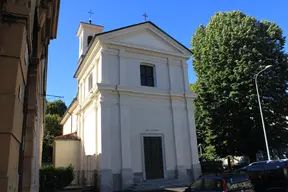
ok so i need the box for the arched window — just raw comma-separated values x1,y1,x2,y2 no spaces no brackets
87,35,93,46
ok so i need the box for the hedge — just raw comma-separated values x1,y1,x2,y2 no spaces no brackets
39,164,74,192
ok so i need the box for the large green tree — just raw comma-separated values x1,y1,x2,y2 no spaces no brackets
191,11,288,161
46,100,67,117
42,100,67,163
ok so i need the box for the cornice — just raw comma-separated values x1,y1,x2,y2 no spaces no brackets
96,83,197,99
102,41,190,60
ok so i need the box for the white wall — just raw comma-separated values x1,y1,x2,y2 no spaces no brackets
128,96,176,172
63,113,78,135
99,47,188,92
98,93,195,175
54,140,80,170
83,104,96,156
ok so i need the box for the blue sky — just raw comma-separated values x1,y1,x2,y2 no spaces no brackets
47,0,288,105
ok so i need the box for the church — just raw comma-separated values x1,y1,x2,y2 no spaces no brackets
54,19,201,191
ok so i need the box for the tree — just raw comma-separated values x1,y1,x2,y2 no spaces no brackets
42,100,67,163
191,11,288,161
190,84,217,161
46,100,67,117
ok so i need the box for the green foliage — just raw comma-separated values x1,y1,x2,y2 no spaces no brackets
42,100,67,163
191,11,288,159
201,145,217,161
39,164,74,192
46,100,67,117
42,114,62,162
190,85,218,161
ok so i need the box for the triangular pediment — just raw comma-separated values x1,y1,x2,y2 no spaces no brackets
97,22,191,57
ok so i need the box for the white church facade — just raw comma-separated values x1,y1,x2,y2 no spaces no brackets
55,21,201,191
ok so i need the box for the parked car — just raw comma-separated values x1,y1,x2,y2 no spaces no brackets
237,159,288,191
265,187,288,192
232,163,249,170
183,173,255,192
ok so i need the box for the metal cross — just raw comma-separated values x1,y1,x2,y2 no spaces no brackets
143,13,148,21
88,9,94,24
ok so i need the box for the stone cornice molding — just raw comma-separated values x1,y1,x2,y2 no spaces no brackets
77,84,197,111
95,83,197,99
97,22,191,57
102,41,189,59
181,60,188,68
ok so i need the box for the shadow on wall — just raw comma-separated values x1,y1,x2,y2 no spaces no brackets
53,138,102,188
73,154,102,187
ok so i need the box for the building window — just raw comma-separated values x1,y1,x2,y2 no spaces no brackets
88,73,93,91
87,36,93,47
140,64,155,87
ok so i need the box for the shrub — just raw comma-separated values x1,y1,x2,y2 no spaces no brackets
39,164,75,192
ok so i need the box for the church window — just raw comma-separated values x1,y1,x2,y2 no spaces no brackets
87,36,93,47
88,73,93,91
140,64,155,87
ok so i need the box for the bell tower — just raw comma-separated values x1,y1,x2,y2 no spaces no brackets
76,21,103,59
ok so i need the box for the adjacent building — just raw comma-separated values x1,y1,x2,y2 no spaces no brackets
0,0,60,191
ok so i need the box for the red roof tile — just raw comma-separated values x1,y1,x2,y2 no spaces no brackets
54,132,80,140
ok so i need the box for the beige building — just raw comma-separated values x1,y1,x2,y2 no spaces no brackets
0,0,60,192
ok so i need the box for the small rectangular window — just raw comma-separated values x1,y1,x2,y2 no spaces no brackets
140,65,155,87
88,73,93,91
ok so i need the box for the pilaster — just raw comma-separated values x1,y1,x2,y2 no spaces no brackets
119,49,128,86
167,57,187,180
94,60,98,85
186,101,201,180
171,100,187,180
92,100,97,171
181,60,190,92
80,112,85,172
119,94,133,189
100,47,110,84
22,62,38,192
97,96,113,192
97,100,112,169
168,58,176,91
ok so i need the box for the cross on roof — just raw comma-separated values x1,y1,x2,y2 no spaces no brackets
143,13,148,21
88,9,94,24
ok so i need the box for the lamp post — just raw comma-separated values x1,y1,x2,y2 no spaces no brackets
254,65,272,161
198,144,203,156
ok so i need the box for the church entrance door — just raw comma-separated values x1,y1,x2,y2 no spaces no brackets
143,136,164,180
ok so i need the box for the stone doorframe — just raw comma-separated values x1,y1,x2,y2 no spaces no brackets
140,133,167,180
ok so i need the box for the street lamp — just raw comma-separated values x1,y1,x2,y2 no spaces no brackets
254,65,273,161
